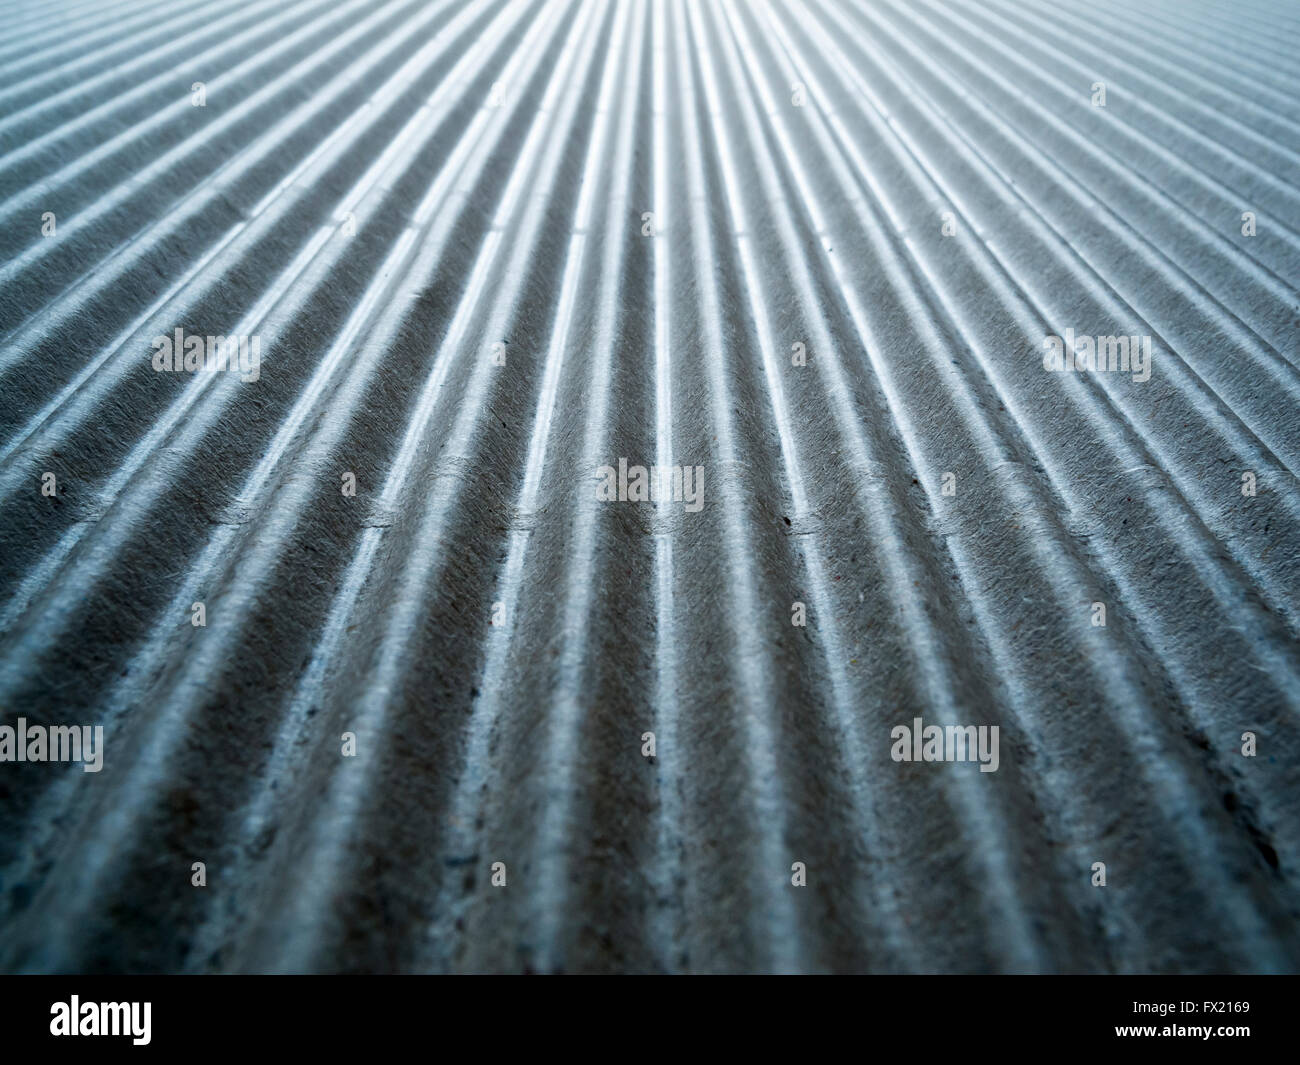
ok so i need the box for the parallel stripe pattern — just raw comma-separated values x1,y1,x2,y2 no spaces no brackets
1,0,1298,973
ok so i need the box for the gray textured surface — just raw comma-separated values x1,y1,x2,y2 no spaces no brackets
1,0,1299,973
